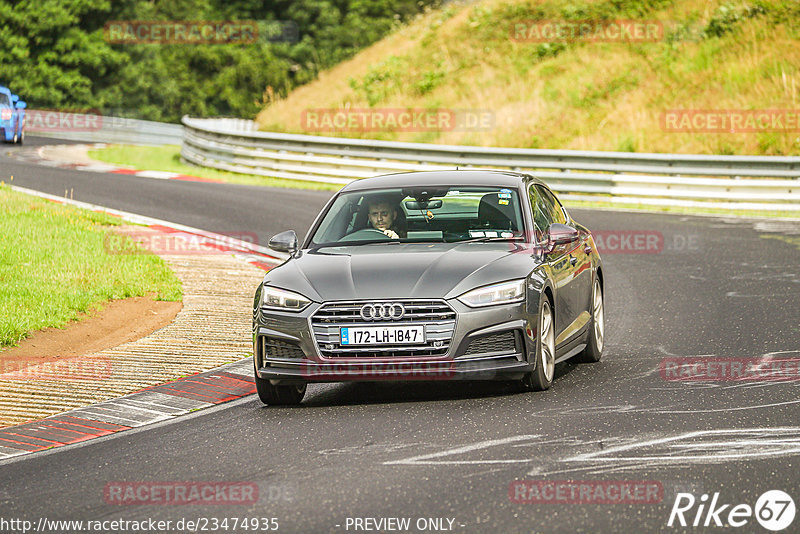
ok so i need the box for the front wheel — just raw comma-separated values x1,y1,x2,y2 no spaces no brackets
255,370,306,405
521,297,555,391
576,278,604,363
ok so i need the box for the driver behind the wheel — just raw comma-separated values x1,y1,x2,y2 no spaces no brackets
367,199,406,239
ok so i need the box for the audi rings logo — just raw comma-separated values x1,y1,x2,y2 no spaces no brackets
360,302,405,321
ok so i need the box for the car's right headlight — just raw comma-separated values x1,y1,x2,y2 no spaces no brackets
261,286,311,311
457,279,526,308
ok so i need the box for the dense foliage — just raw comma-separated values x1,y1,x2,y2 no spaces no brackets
0,0,437,121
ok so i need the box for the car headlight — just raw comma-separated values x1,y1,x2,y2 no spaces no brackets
457,279,526,308
261,286,311,311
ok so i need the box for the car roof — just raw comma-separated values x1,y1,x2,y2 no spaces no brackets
340,169,545,192
0,86,10,95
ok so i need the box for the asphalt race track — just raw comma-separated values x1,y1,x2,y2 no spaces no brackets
2,137,800,533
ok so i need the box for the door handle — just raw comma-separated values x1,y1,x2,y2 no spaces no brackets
584,245,592,255
570,256,577,266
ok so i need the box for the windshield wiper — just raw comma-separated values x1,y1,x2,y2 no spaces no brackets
313,239,402,249
458,236,525,243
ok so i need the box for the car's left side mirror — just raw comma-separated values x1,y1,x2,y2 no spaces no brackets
10,94,18,103
268,230,298,254
548,223,578,247
15,100,26,109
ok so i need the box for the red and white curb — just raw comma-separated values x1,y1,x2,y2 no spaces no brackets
11,144,223,183
0,359,255,460
0,187,288,458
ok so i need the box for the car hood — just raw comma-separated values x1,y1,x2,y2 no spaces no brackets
263,242,541,302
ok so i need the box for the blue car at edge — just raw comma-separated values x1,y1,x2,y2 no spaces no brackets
0,85,26,144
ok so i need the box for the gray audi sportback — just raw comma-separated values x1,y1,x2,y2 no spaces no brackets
253,170,604,405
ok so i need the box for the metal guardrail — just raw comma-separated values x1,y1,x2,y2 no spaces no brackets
181,116,800,210
26,112,183,146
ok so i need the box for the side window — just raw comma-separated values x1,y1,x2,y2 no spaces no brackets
536,186,567,225
528,185,551,242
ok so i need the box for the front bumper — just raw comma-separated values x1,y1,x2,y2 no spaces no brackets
256,356,533,384
253,299,538,384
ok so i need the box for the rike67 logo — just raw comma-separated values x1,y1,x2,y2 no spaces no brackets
668,490,796,531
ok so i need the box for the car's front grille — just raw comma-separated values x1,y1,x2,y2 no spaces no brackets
463,331,517,356
311,300,456,358
261,337,305,360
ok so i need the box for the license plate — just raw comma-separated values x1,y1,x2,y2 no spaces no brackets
340,326,425,345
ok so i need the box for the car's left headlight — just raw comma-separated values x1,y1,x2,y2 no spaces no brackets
457,279,526,308
261,285,311,311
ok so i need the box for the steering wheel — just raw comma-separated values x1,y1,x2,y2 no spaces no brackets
340,228,392,242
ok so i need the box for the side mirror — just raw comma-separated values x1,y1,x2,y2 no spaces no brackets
268,230,298,254
15,101,26,109
548,223,578,246
10,94,18,103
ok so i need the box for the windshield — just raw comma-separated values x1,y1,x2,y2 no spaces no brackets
310,186,524,247
0,93,10,107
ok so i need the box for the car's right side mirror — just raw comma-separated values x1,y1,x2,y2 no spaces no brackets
15,100,26,109
268,230,298,254
548,223,578,247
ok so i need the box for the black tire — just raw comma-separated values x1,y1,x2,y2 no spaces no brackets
521,297,555,391
17,131,23,145
254,370,306,405
575,277,604,363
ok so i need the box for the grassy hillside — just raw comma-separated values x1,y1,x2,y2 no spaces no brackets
256,0,800,155
0,186,181,347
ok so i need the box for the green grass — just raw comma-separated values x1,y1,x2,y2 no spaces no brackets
88,145,341,191
0,185,182,348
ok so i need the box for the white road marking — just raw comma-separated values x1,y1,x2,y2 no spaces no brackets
654,399,800,414
384,435,539,465
134,170,180,179
566,428,800,463
75,163,124,173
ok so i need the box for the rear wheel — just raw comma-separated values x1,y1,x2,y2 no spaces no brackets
521,297,555,391
254,368,306,405
576,277,604,363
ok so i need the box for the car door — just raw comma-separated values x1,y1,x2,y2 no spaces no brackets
529,184,573,345
534,185,591,348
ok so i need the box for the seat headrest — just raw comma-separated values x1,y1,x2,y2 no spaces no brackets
478,193,518,230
